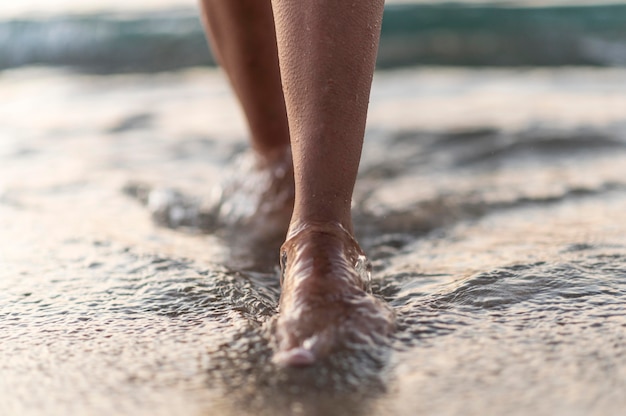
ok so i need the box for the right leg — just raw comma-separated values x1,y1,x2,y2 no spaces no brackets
270,0,395,366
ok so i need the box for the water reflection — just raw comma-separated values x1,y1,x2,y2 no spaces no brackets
2,67,626,415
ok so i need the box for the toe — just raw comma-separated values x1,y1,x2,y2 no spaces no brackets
273,347,316,367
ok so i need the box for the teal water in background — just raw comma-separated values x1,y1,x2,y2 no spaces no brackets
1,2,626,72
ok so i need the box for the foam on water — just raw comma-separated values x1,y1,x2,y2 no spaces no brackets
2,68,626,416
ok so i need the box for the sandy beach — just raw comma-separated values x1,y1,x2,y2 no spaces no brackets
1,65,625,415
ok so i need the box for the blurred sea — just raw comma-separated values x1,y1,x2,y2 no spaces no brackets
1,1,625,416
2,0,626,72
0,0,619,19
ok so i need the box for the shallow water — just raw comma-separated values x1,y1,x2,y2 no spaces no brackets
1,67,626,415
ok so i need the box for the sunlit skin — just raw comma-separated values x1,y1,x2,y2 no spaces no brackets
199,0,394,366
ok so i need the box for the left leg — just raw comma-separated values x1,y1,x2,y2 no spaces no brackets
199,0,294,237
199,0,289,159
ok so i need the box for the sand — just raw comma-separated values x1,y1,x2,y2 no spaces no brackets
1,67,625,415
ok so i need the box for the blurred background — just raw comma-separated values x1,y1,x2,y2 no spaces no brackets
2,0,626,72
3,3,626,416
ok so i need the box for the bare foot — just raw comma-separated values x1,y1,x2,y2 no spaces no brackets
206,147,294,241
273,222,395,366
128,146,294,242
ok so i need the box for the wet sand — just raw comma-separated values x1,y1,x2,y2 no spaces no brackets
1,67,626,415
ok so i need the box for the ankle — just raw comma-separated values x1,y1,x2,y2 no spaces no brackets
285,220,350,241
280,220,370,292
252,144,292,168
287,214,354,239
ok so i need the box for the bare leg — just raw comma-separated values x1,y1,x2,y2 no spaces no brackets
271,0,394,366
200,0,394,365
199,0,294,238
271,0,382,230
199,0,289,159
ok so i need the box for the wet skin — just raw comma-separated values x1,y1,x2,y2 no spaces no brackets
214,158,395,366
200,0,388,365
213,155,395,366
211,147,295,241
274,222,395,366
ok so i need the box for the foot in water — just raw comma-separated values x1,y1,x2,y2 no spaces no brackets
207,147,295,242
273,222,395,367
129,147,295,243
